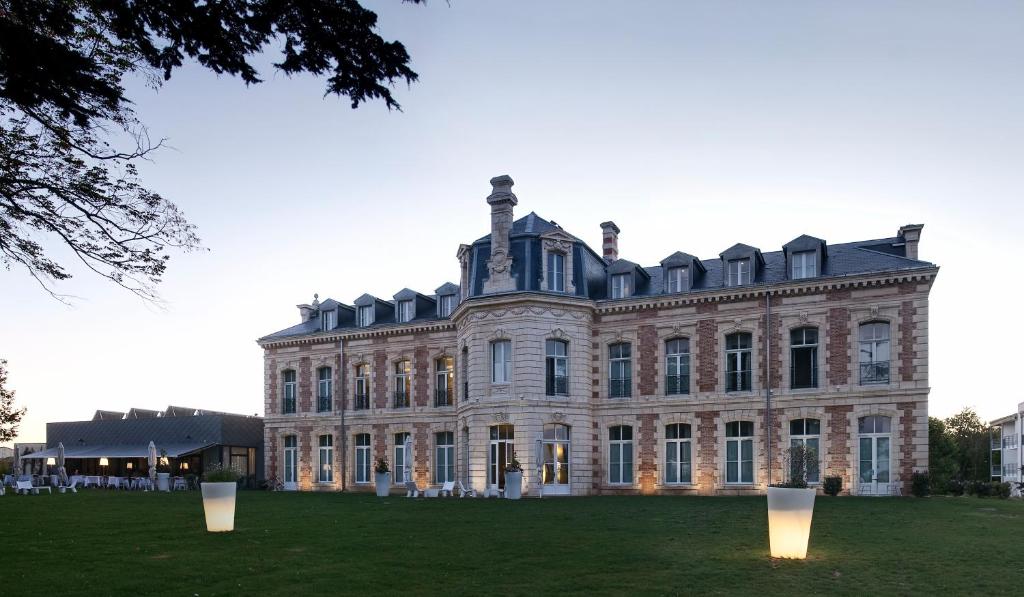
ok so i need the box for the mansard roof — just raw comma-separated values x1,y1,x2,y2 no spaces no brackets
435,282,459,295
393,288,432,302
783,234,827,256
660,251,705,272
474,212,577,243
719,243,765,263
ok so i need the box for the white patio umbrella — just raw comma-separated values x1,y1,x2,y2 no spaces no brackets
57,442,68,486
148,441,158,491
535,438,544,498
403,436,413,487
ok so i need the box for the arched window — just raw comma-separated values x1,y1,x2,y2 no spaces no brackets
354,364,369,410
317,435,333,483
725,421,754,484
546,340,569,396
434,431,455,484
665,338,690,395
393,360,411,408
725,333,752,392
790,328,818,389
858,416,892,491
435,357,454,407
859,322,890,384
665,423,692,484
609,425,633,484
317,367,332,412
789,418,821,483
354,433,371,484
394,432,410,484
609,343,632,398
282,370,296,414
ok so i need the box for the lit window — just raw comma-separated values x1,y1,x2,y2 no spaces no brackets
354,364,369,410
727,258,751,286
790,327,818,389
321,310,336,331
358,305,373,327
354,434,371,484
545,339,568,396
725,421,754,484
317,367,332,412
725,332,752,392
665,423,692,484
667,266,689,293
609,343,632,398
397,300,413,323
318,435,333,483
665,338,690,395
789,419,821,484
434,431,455,484
394,432,409,484
435,357,454,407
282,370,296,414
611,273,629,299
491,340,512,383
791,251,816,279
394,361,411,408
609,425,634,485
547,252,566,292
859,322,890,384
439,294,456,317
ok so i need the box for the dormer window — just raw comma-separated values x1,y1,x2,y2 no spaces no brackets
611,273,629,299
791,251,816,279
666,267,689,293
357,305,373,327
396,300,413,323
727,259,751,287
547,251,565,292
320,310,335,332
439,294,456,317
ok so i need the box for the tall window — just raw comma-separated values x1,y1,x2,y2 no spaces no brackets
789,419,821,483
665,338,690,395
321,310,335,331
791,251,816,279
434,431,455,484
609,342,632,398
858,416,892,485
317,367,332,412
725,421,754,484
547,252,566,292
491,340,512,383
439,294,456,317
546,340,568,396
396,300,413,323
435,357,454,407
609,425,634,484
354,434,371,484
357,305,373,327
667,266,689,293
394,360,411,408
611,273,629,299
790,327,818,389
394,432,409,484
354,364,369,410
725,332,752,392
318,435,333,483
727,258,751,286
665,423,692,484
859,322,890,384
283,435,297,486
282,370,296,414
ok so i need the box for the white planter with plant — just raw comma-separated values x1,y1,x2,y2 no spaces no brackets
504,457,523,500
767,445,818,559
201,464,240,533
374,458,391,497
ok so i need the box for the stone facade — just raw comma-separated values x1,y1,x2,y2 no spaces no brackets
258,176,936,496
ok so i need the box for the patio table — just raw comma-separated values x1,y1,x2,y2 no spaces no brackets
83,476,101,488
106,476,122,489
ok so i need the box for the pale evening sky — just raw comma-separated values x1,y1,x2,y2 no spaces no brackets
3,1,1022,445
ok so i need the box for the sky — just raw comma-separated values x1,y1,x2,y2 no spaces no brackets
3,1,1022,445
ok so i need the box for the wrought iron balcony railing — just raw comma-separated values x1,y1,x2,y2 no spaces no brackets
665,374,690,396
435,387,453,407
354,393,370,411
609,378,631,398
546,376,568,396
1002,435,1019,450
859,361,890,385
282,397,296,414
317,395,331,413
393,392,410,409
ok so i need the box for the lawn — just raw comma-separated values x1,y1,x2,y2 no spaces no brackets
2,490,1020,596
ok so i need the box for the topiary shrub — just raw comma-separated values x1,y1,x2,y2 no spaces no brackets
823,475,842,496
910,472,930,497
946,479,964,496
992,482,1012,499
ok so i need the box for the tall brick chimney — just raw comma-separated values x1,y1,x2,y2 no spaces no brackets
899,224,924,260
601,221,620,262
483,175,517,293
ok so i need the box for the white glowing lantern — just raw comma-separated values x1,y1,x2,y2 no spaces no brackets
46,458,56,466
99,457,109,467
200,482,237,532
767,487,816,559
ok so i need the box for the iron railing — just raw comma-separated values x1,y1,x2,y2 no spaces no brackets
393,391,410,409
1002,435,1018,450
726,370,752,392
859,361,890,384
609,378,631,398
282,396,296,414
665,374,690,396
546,375,568,396
354,393,370,411
435,387,453,407
1003,464,1020,478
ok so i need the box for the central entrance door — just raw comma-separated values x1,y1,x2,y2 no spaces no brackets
488,425,514,492
541,424,571,496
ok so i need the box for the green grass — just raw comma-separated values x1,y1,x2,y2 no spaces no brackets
2,490,1020,596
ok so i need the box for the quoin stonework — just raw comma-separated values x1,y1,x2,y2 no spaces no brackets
257,176,936,496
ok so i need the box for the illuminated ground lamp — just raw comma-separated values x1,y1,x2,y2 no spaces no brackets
200,482,237,532
126,461,133,471
766,486,816,559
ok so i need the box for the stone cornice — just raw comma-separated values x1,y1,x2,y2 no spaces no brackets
258,319,457,350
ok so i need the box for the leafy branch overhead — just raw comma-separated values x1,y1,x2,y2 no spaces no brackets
0,359,26,443
1,1,422,300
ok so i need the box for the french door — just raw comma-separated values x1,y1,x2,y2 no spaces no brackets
541,424,571,495
859,436,891,495
283,436,297,491
488,425,514,491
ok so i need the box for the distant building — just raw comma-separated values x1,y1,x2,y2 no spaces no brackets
0,446,13,460
259,175,936,496
991,403,1023,494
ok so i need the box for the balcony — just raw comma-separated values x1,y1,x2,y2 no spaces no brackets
546,375,568,397
1004,464,1021,478
354,393,370,411
435,387,453,407
317,395,331,413
393,392,410,409
609,378,631,398
1003,435,1018,450
665,374,690,396
282,397,296,415
859,361,890,385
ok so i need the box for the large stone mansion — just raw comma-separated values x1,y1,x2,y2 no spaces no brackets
257,176,936,496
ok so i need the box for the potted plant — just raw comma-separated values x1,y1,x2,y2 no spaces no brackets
374,458,391,497
504,455,523,500
767,444,818,559
156,450,171,492
201,463,240,532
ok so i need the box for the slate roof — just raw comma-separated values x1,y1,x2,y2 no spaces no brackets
42,414,264,451
474,212,575,242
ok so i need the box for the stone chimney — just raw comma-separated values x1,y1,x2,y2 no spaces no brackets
297,293,319,323
899,224,924,260
483,175,518,293
600,221,620,262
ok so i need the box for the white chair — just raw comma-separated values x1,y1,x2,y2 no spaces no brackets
457,480,477,498
172,478,186,491
439,480,455,497
59,479,79,494
16,480,50,495
404,480,421,498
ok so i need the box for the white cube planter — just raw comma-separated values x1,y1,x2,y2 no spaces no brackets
504,472,523,499
201,482,237,533
767,487,816,559
157,472,170,492
375,472,391,497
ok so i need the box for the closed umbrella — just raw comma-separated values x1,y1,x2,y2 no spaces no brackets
148,441,158,491
535,438,544,498
57,442,68,486
404,436,413,488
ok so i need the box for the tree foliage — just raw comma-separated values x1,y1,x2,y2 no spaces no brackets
1,1,421,300
0,359,26,443
943,408,991,483
928,416,959,491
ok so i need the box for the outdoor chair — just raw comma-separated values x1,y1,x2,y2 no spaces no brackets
0,484,4,496
172,478,187,491
16,480,50,495
59,479,79,494
457,480,477,498
404,480,421,498
440,480,455,497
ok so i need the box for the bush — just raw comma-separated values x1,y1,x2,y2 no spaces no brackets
992,482,1012,499
910,472,931,497
946,479,964,496
203,463,241,483
374,457,390,474
823,476,842,496
967,480,991,497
